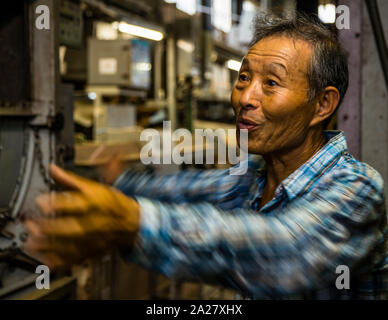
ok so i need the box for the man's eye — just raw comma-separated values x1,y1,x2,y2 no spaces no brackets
266,80,278,87
239,74,249,82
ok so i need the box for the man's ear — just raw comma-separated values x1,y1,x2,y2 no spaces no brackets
309,86,340,127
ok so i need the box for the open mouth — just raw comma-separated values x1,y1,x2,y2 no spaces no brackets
237,117,263,131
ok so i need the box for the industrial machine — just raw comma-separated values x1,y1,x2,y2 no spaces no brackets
0,0,147,300
0,0,76,299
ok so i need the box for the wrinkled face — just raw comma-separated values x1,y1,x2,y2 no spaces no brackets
232,36,316,155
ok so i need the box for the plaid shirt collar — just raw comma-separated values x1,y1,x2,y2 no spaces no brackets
254,130,348,204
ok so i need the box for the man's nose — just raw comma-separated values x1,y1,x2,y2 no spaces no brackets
239,81,262,109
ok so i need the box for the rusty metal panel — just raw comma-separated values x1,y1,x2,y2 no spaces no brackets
361,0,388,182
337,0,362,160
29,0,60,125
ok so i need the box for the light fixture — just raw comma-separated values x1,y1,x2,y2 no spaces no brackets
226,59,241,72
176,0,196,15
164,0,196,15
118,22,164,41
88,92,97,100
96,22,118,40
134,62,152,71
243,0,255,12
212,0,232,33
318,4,336,24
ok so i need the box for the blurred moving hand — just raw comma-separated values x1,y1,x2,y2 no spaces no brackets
24,164,140,269
98,151,127,185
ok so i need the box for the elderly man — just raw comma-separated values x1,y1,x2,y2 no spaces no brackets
25,14,388,299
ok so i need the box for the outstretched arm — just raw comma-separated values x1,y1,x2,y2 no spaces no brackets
121,164,386,298
25,163,386,298
114,155,262,207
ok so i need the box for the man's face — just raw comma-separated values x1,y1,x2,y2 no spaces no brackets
231,36,316,155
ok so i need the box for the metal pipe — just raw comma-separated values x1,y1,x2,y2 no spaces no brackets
365,0,388,89
167,37,177,130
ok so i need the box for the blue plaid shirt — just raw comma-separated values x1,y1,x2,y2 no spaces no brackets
115,130,388,299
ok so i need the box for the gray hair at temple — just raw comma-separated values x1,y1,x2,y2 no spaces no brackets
250,13,349,124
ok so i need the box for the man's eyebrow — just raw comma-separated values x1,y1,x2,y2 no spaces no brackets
241,58,249,68
267,62,288,75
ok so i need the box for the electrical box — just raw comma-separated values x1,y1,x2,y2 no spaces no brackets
88,39,152,89
88,39,132,86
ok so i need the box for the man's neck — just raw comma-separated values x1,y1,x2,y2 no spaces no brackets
262,129,326,191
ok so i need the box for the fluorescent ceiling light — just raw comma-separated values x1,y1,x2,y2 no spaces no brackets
118,22,164,41
177,39,194,53
164,0,176,3
318,4,336,24
226,59,241,72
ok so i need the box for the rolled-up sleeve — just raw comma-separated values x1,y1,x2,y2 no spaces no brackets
120,164,386,298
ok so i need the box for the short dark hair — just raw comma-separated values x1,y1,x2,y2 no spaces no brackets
250,13,349,122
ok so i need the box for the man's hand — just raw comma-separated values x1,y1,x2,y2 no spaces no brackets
98,151,127,185
24,164,140,269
